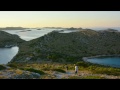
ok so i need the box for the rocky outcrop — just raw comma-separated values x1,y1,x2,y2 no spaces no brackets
0,69,40,79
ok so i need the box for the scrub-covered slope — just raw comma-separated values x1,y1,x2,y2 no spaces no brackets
11,29,120,63
0,31,25,47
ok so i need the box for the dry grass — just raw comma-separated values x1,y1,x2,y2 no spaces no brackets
0,76,7,79
15,69,23,75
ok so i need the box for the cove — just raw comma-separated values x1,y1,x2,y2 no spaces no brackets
0,46,19,64
83,56,120,68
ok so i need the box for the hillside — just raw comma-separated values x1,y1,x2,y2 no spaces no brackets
0,31,25,47
11,29,120,63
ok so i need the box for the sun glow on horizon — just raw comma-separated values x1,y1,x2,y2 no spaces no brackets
0,11,120,28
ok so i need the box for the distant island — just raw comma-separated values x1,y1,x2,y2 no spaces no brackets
99,28,118,32
37,29,41,30
0,27,27,30
43,27,63,29
66,27,82,30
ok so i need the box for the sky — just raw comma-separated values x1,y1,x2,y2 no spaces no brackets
0,11,120,28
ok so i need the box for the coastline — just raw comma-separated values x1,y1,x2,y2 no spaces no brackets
82,54,120,62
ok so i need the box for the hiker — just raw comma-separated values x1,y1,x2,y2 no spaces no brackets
66,65,68,71
75,64,78,74
65,64,68,71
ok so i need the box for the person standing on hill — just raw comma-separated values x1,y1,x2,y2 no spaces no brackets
65,64,68,71
66,65,68,71
75,65,78,74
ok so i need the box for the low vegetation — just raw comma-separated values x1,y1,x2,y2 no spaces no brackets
76,61,120,76
68,76,105,79
23,68,45,75
51,69,66,73
11,29,120,63
0,65,6,70
7,61,120,79
0,31,25,47
7,63,18,68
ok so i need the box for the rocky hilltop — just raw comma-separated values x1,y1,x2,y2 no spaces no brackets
11,29,120,63
0,31,25,47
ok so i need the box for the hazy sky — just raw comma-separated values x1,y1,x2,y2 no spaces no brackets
0,11,120,28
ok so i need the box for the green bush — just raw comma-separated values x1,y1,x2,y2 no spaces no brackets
42,67,51,71
25,68,45,75
52,69,66,73
76,61,90,68
0,65,6,70
7,63,17,68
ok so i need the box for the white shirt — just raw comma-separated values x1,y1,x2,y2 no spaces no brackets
75,66,78,71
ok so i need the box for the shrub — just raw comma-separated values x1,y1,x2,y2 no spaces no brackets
42,67,51,71
25,68,45,75
0,65,6,70
76,61,90,68
52,69,66,73
7,63,17,68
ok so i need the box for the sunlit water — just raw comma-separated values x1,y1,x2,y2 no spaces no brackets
85,56,120,68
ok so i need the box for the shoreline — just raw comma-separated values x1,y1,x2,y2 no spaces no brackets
82,54,120,62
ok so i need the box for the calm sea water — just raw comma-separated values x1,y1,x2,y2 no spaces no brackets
86,56,120,68
2,28,62,41
0,46,19,64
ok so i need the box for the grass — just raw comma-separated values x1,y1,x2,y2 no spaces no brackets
40,74,56,79
15,69,23,75
7,61,120,79
0,76,7,79
81,76,106,79
68,76,105,79
91,67,120,76
75,61,120,76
